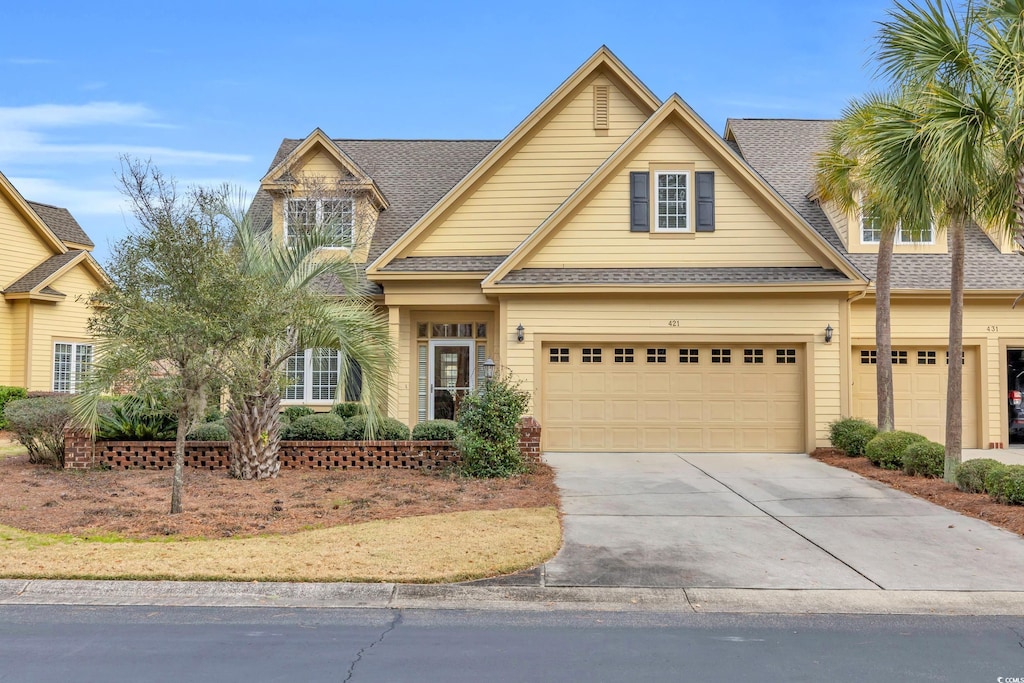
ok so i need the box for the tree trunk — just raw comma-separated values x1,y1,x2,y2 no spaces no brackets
944,219,966,482
170,413,188,514
876,229,896,432
227,391,282,480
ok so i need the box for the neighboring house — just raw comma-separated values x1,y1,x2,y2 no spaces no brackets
251,47,1024,453
0,171,106,393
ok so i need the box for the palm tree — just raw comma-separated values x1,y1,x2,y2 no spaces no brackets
875,0,1005,480
221,199,395,480
816,93,934,433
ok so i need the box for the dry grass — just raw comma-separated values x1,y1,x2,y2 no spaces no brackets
0,506,561,583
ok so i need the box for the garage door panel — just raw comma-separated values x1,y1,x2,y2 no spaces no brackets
543,343,805,453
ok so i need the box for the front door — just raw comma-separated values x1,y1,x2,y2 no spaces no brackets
429,340,475,420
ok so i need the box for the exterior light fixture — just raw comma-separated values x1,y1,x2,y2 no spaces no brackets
482,358,496,381
824,324,834,344
516,323,525,343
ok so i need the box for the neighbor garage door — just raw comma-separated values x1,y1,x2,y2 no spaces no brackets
852,346,978,447
542,343,805,452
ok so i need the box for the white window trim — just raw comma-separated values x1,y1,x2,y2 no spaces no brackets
654,170,691,233
52,341,93,394
860,204,935,245
281,348,343,405
283,197,355,250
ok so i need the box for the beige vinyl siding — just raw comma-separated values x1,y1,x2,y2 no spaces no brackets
0,301,29,387
523,121,819,268
404,73,650,257
27,264,100,391
0,191,56,287
821,200,849,251
502,293,842,449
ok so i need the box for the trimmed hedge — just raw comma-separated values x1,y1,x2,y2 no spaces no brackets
3,395,72,466
281,413,347,440
828,417,878,457
281,406,314,424
985,463,1012,497
342,415,411,441
988,464,1024,505
901,440,944,478
187,421,229,441
864,430,927,470
0,386,28,431
955,458,1005,494
331,402,365,419
412,419,458,441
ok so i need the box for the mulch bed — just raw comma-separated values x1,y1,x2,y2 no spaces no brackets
0,445,559,540
811,450,1024,537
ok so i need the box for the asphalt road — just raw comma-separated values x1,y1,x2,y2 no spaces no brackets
1,606,1023,682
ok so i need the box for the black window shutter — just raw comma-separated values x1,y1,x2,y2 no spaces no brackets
695,171,715,232
630,171,649,232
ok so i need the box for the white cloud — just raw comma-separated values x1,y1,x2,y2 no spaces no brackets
9,177,128,216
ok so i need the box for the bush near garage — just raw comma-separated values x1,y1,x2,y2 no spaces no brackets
987,464,1024,505
901,440,944,478
456,372,530,478
3,395,73,466
412,419,458,441
985,463,1012,498
954,458,1006,494
864,430,928,470
828,417,878,457
0,386,28,431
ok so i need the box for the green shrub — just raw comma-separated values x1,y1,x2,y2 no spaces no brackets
456,372,530,478
281,413,347,441
342,415,411,440
955,458,1006,494
204,407,224,423
3,395,72,466
985,463,1011,496
0,386,28,431
331,402,365,419
988,464,1024,505
96,395,177,441
828,417,878,456
901,440,944,478
412,419,458,441
282,405,314,423
187,421,229,441
864,430,927,470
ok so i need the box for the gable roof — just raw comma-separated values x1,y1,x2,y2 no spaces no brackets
0,170,68,254
726,118,1024,291
26,201,94,248
484,96,864,289
366,46,663,276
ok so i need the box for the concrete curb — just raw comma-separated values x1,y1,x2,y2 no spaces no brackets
2,579,1024,615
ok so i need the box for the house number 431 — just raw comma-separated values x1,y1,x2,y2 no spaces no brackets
987,325,999,332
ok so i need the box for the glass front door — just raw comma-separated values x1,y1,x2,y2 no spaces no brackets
429,340,475,420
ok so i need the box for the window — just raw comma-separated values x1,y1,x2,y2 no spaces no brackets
861,350,877,365
283,348,361,403
646,348,667,363
614,348,634,363
679,348,699,363
52,342,93,393
776,348,797,364
284,197,354,248
892,350,908,365
655,172,690,232
582,348,602,363
744,349,764,364
898,223,934,245
861,205,883,244
549,348,570,363
860,203,934,245
711,348,731,364
918,350,937,365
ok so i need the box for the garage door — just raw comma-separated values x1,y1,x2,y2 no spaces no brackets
542,343,805,452
852,346,978,447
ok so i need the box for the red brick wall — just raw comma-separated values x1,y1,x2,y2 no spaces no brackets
518,416,542,464
64,430,95,470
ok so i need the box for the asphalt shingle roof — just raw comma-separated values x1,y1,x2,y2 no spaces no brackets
497,267,851,286
4,250,82,293
382,255,507,272
27,201,94,248
727,118,1024,290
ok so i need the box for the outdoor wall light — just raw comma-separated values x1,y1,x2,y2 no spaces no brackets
482,358,496,381
824,324,834,344
516,323,525,343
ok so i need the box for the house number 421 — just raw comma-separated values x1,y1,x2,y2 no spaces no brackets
668,320,680,327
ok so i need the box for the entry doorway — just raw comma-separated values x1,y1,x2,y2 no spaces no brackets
428,340,475,420
1009,349,1024,446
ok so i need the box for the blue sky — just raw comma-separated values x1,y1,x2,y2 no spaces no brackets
3,0,894,263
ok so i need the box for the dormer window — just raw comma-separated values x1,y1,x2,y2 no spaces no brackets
284,197,354,248
860,205,934,245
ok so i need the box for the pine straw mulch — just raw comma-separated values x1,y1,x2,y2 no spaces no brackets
811,450,1024,537
0,442,559,541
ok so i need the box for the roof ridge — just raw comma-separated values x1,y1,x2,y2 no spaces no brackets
25,199,69,211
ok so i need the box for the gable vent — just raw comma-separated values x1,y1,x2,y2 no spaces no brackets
593,84,609,131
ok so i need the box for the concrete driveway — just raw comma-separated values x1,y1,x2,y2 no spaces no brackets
544,452,1024,590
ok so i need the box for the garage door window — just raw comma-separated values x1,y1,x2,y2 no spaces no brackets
582,348,602,363
711,349,731,364
776,348,797,364
861,350,877,364
744,349,764,364
918,350,936,365
679,348,699,363
549,348,570,363
892,350,908,365
646,348,667,363
614,348,635,363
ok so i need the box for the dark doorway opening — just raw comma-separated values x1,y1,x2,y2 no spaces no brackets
1008,349,1024,446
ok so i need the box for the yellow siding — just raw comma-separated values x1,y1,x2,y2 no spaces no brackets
0,191,55,287
0,301,29,387
821,200,849,250
523,121,819,268
295,148,354,183
27,264,100,391
501,294,843,449
405,73,650,257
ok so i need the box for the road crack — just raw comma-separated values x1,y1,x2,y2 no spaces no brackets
343,610,403,682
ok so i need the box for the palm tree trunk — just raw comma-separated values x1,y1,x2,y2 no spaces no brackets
227,391,282,480
944,219,966,482
170,412,188,514
876,230,896,432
